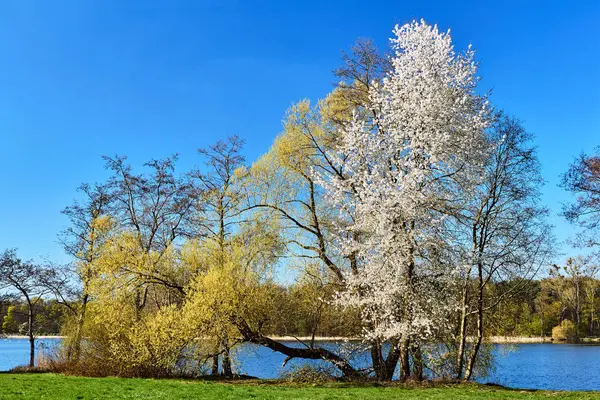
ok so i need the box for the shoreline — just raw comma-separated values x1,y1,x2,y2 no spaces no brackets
1,335,66,340
267,336,592,344
3,335,598,344
486,336,551,344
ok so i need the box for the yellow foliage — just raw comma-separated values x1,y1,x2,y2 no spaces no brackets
183,237,281,342
72,299,192,377
321,87,355,125
63,208,283,377
552,320,576,342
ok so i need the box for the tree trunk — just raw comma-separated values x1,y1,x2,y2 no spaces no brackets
399,228,415,381
541,310,545,337
27,300,35,368
590,289,596,336
575,278,581,338
222,352,232,377
380,341,400,381
235,318,359,379
211,355,219,376
29,333,35,368
456,266,472,379
221,336,233,377
70,293,89,362
465,262,484,380
399,339,411,380
370,341,384,380
371,340,401,381
411,344,424,381
210,338,220,376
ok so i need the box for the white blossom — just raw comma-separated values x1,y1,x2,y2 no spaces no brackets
317,20,491,343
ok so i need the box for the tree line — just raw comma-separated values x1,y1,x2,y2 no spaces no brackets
1,19,599,382
5,265,600,339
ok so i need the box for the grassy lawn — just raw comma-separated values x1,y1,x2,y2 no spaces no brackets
0,374,599,400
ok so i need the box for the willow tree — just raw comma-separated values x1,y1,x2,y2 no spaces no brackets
57,156,198,375
243,94,366,379
182,220,283,374
246,37,387,285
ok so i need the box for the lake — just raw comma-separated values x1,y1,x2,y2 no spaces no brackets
1,338,598,391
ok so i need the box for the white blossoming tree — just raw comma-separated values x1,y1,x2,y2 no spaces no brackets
319,20,491,380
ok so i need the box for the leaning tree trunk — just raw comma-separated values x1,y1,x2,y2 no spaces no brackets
381,341,401,381
235,317,359,379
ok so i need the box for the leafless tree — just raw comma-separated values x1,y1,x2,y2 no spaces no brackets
102,155,195,304
561,147,600,259
189,135,246,377
455,116,554,379
0,250,57,368
59,183,111,360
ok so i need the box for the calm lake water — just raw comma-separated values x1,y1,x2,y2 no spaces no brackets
1,338,599,391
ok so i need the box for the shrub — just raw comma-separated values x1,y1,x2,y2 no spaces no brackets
280,364,338,383
47,303,200,378
552,319,577,341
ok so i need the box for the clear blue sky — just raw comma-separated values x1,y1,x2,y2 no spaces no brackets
0,1,598,266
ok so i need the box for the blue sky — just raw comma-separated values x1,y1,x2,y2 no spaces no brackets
0,1,598,267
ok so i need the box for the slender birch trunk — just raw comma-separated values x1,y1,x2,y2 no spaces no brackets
465,261,484,380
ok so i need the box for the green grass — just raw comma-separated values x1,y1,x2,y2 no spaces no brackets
0,374,599,399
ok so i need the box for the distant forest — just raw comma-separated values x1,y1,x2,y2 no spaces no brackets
2,261,597,340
